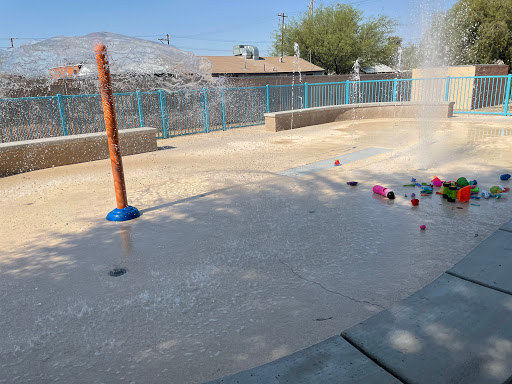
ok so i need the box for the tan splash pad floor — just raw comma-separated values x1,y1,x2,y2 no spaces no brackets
1,116,511,383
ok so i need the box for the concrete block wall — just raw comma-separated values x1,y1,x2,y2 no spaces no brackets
0,127,158,177
264,102,455,132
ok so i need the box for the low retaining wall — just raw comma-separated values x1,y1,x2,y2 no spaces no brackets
0,127,158,177
264,102,455,132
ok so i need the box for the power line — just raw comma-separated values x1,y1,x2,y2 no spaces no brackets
172,36,271,43
0,37,48,40
176,15,275,39
158,34,170,45
174,46,233,53
347,0,382,5
0,35,271,44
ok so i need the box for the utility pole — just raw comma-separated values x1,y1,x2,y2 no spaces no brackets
277,13,287,58
310,0,314,17
158,34,170,45
9,38,14,48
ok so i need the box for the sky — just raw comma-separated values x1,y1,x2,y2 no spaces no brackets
0,0,457,56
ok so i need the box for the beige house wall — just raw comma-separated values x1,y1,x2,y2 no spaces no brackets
411,66,476,104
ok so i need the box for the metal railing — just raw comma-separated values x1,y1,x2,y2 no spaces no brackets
1,75,512,143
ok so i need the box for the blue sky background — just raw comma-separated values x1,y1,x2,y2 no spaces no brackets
1,0,457,56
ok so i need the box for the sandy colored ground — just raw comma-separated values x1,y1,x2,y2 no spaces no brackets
1,115,511,383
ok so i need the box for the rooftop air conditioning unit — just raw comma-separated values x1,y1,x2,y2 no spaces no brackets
233,45,259,60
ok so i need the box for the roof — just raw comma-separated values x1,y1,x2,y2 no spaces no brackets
361,64,395,74
199,56,324,75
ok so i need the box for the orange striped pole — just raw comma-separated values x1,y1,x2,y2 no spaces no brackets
95,44,140,221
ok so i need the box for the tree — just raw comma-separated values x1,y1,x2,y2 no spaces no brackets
423,0,512,67
270,3,398,74
400,44,420,71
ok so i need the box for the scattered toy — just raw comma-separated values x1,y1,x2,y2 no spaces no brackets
447,185,458,203
471,203,480,206
346,181,358,186
456,207,464,209
490,186,503,194
405,194,408,198
373,185,395,199
420,225,426,230
457,185,471,203
334,159,341,166
432,176,443,187
482,191,491,199
504,188,510,193
411,177,417,182
411,193,416,198
415,182,423,188
441,182,451,199
457,177,470,187
500,174,511,181
403,184,416,187
411,198,419,206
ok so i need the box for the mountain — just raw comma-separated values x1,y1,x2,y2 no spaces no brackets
0,32,209,79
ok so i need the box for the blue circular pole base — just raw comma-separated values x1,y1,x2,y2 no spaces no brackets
106,206,141,222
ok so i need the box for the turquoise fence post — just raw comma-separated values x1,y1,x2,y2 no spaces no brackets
304,82,309,108
136,90,145,127
444,76,451,102
56,94,68,136
221,88,227,130
202,87,209,133
503,74,512,116
265,84,270,113
158,89,168,138
392,78,397,102
345,80,350,104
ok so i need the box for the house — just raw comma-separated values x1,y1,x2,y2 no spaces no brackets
48,64,84,79
200,45,325,77
361,64,396,74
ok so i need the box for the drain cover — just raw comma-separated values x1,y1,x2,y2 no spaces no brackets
109,268,127,277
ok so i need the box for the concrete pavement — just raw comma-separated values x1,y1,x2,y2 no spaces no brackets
210,219,512,384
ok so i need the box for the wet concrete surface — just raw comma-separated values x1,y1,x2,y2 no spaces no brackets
343,273,512,383
1,117,511,383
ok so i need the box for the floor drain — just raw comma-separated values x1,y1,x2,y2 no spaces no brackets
109,268,127,277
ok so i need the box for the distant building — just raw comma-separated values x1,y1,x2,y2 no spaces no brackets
361,64,396,74
200,45,325,77
48,64,83,79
